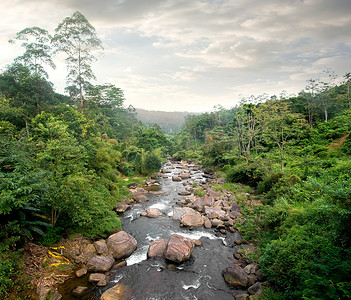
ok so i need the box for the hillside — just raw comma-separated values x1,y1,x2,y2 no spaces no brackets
135,108,197,133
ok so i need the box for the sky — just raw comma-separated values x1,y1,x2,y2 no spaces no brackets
1,0,350,112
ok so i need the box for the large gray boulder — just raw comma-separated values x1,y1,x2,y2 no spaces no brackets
86,255,114,272
106,231,137,260
222,264,249,288
147,239,168,259
164,234,194,263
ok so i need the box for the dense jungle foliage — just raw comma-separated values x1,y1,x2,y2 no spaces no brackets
0,12,170,297
0,10,350,299
172,79,351,299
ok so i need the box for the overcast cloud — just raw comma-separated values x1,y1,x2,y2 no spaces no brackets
1,0,350,111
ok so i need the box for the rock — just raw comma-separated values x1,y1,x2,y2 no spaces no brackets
37,286,51,300
204,219,212,228
143,208,163,218
94,240,108,255
113,260,127,269
86,255,115,272
115,202,131,213
207,189,221,199
244,263,259,275
172,207,196,220
100,283,133,300
180,173,191,179
222,264,249,288
134,194,148,202
193,239,202,246
235,239,243,245
248,274,257,286
235,294,249,300
181,211,204,227
172,176,182,181
72,286,88,297
193,195,214,210
164,234,194,263
205,207,226,219
83,243,96,254
89,273,106,282
203,168,215,175
107,231,137,260
51,292,62,300
178,190,192,196
97,279,107,286
75,267,87,278
147,239,168,258
211,218,225,227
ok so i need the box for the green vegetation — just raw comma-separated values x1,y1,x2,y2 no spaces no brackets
173,79,351,299
0,11,171,296
1,10,350,300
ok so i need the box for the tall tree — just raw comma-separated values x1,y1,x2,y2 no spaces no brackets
52,11,103,112
9,27,55,79
305,78,319,129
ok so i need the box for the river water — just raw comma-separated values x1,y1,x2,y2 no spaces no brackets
60,162,241,299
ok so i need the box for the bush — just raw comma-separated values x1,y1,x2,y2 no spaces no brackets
142,151,161,175
260,225,351,299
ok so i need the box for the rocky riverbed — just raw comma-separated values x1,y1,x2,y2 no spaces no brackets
52,160,267,299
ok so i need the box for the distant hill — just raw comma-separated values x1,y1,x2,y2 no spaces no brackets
135,108,197,133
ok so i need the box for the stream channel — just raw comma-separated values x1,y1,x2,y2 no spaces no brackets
59,161,242,299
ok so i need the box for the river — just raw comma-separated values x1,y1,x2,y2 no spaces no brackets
60,161,242,299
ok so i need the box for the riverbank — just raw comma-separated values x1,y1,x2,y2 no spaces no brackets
23,160,267,299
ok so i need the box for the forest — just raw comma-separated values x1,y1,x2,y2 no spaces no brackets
0,11,350,299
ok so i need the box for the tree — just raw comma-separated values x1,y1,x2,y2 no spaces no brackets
85,83,125,109
9,27,55,79
344,72,351,109
234,103,260,163
305,78,319,129
52,11,103,111
260,99,307,173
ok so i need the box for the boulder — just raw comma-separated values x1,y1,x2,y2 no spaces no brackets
193,196,214,210
89,273,106,283
134,194,148,202
100,283,133,300
86,255,114,272
72,286,88,297
222,264,249,288
115,202,131,213
180,211,204,227
83,243,96,254
207,189,221,199
248,282,262,295
143,208,163,218
147,239,168,258
172,207,196,220
205,207,226,219
172,176,182,181
178,190,192,196
107,231,137,260
211,218,225,227
75,267,87,278
180,173,191,179
164,234,194,263
94,240,108,255
204,219,212,229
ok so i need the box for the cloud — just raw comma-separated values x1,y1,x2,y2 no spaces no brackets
0,0,350,111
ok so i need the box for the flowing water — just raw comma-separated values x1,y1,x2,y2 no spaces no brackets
60,162,242,299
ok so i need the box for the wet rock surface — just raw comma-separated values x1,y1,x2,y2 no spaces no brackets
59,160,265,299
